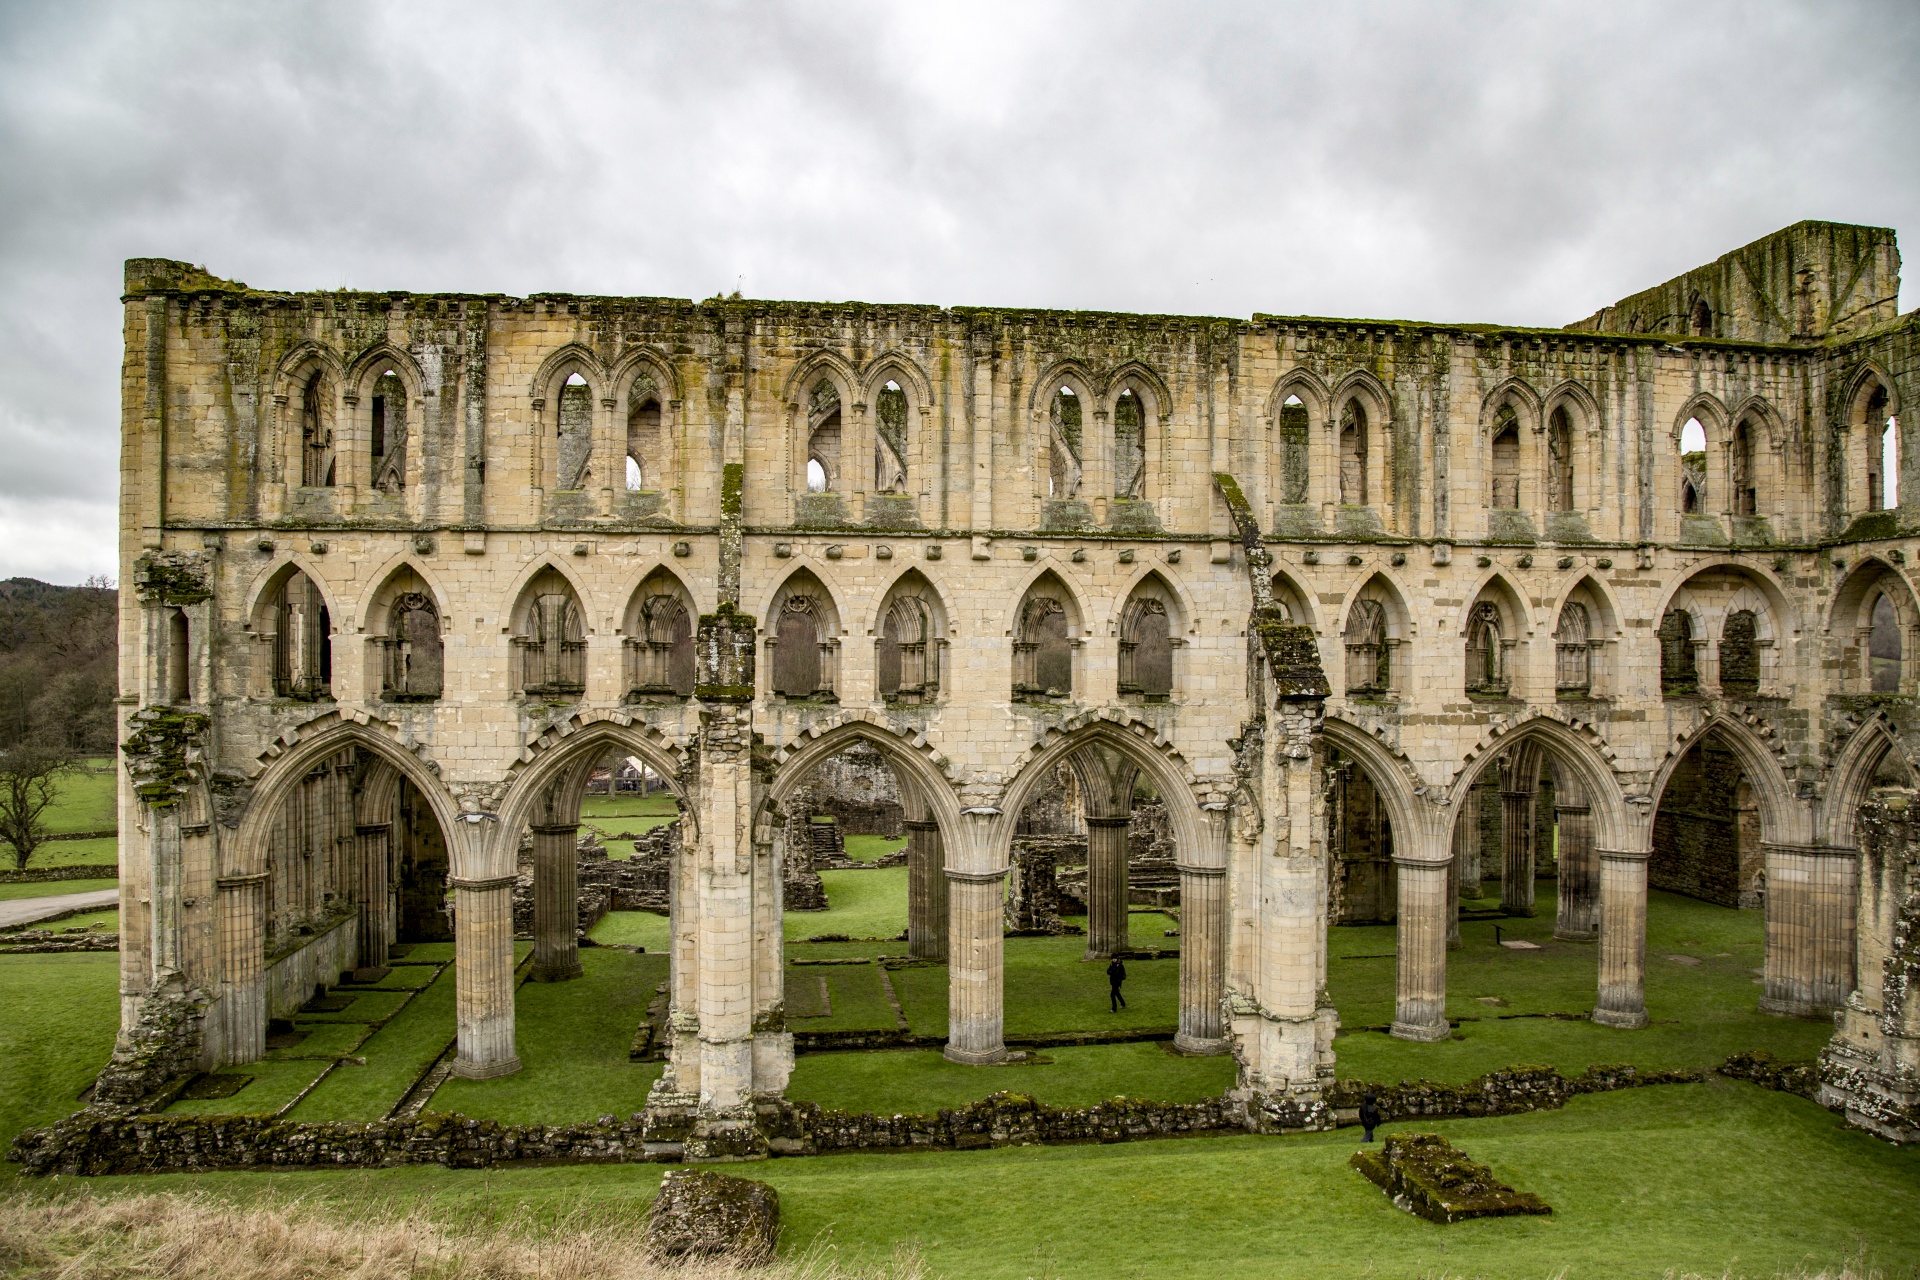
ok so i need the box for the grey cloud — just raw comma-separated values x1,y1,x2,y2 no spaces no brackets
0,0,1914,582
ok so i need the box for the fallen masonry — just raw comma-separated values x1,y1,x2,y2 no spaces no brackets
1352,1132,1552,1223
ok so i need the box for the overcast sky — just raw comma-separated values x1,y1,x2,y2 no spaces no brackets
2,0,1915,585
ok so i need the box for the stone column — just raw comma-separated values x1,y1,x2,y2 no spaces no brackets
1501,786,1538,917
945,868,1007,1064
531,822,583,982
1455,785,1481,897
1553,801,1597,941
905,818,948,960
1174,810,1228,1053
1593,848,1650,1029
1761,843,1860,1016
356,822,393,968
211,872,268,1066
1083,815,1132,959
452,875,521,1078
1392,856,1451,1041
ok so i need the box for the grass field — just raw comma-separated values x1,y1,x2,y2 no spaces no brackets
0,952,122,1143
580,792,680,859
0,877,117,902
6,1082,1917,1279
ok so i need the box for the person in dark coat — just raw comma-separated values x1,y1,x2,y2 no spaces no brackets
1106,956,1127,1011
1358,1094,1383,1143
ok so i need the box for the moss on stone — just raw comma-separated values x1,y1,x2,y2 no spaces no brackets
121,709,211,808
132,554,211,606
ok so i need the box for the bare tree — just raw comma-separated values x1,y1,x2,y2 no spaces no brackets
0,742,72,870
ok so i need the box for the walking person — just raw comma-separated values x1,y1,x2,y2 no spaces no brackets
1106,956,1127,1011
1359,1093,1383,1143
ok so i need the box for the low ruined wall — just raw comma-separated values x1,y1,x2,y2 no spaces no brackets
13,1059,1776,1176
265,915,358,1020
0,864,120,884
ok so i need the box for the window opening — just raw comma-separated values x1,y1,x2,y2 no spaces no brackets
272,572,332,701
1732,422,1756,516
517,589,586,697
382,592,443,701
1691,298,1712,336
808,380,841,493
1659,609,1697,695
300,373,334,487
1870,592,1902,693
1554,601,1591,694
875,380,909,493
163,609,190,704
1548,406,1574,511
1720,609,1759,698
1882,413,1900,510
636,594,694,696
627,376,661,494
556,371,593,489
1490,406,1520,508
1118,595,1173,700
370,369,405,493
1279,393,1310,504
1014,594,1072,698
773,596,827,698
1049,387,1083,499
878,594,935,702
1464,601,1507,694
1113,388,1145,499
1680,417,1707,514
1339,401,1368,505
1344,598,1389,695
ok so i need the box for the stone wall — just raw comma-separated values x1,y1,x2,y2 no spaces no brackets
264,913,358,1021
802,745,904,836
1651,737,1746,907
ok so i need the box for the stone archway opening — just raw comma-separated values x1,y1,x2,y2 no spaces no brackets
1650,730,1760,910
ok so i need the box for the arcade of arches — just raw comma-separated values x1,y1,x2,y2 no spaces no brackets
109,223,1920,1152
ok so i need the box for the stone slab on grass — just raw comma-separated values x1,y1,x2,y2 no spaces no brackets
645,1168,779,1262
1352,1132,1551,1223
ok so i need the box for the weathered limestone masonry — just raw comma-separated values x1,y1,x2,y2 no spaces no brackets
109,220,1920,1149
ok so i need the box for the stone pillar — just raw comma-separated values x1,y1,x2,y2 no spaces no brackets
531,822,583,982
1455,785,1481,897
905,818,948,960
1392,856,1451,1041
211,872,268,1066
1175,826,1228,1054
452,875,521,1078
945,868,1007,1064
356,822,393,968
1553,802,1597,941
1762,843,1860,1016
1084,815,1132,959
1593,848,1650,1029
1501,787,1538,917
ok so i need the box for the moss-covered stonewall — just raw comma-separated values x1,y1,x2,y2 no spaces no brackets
121,709,210,807
131,554,211,606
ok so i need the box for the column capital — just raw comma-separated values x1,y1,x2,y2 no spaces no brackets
945,868,1007,885
215,872,270,889
529,822,581,836
902,818,940,833
1084,815,1132,829
1596,847,1652,862
1390,854,1453,869
1175,861,1227,878
450,874,518,892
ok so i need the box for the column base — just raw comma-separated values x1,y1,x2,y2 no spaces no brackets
1591,1007,1648,1030
1500,906,1538,918
943,1043,1007,1066
1758,994,1835,1019
452,1053,522,1080
1171,1033,1229,1056
684,1115,771,1163
1389,1019,1452,1043
1552,927,1597,942
530,960,584,983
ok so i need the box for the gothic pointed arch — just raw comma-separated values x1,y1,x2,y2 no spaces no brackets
993,717,1209,864
873,567,948,703
1336,571,1413,698
765,566,843,701
1011,568,1083,702
1443,714,1635,854
622,565,698,698
1824,714,1918,846
509,564,590,699
364,563,445,702
1831,556,1920,695
1117,570,1183,701
246,558,338,701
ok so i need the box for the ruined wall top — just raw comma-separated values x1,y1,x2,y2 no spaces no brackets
1568,220,1901,344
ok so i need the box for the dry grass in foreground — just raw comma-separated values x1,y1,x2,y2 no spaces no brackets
0,1190,923,1280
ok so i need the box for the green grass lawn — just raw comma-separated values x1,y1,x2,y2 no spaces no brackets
0,952,120,1145
788,1040,1239,1114
786,867,909,941
430,947,667,1124
580,793,679,857
11,907,119,933
842,834,907,862
286,963,459,1122
21,835,118,869
587,910,671,951
40,765,117,835
12,1083,1918,1279
0,878,117,902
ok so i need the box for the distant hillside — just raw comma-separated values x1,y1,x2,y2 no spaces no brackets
0,577,117,754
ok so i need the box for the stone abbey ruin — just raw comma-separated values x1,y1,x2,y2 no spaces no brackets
97,219,1919,1158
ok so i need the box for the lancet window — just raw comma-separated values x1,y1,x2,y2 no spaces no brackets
1344,598,1389,695
877,595,935,702
1720,610,1759,697
1113,389,1145,499
1548,406,1574,512
1279,393,1310,504
1464,602,1507,695
1554,602,1591,695
370,369,406,493
1490,406,1520,508
631,594,694,697
875,380,909,494
1339,401,1368,505
556,372,593,490
271,571,332,701
516,587,587,697
627,374,663,493
1118,596,1173,700
1048,387,1083,499
1014,593,1072,699
1659,609,1697,695
300,373,334,487
1870,593,1902,693
808,380,842,494
773,594,833,699
380,592,443,701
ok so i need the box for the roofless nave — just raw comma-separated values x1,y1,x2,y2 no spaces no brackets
108,219,1919,1152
